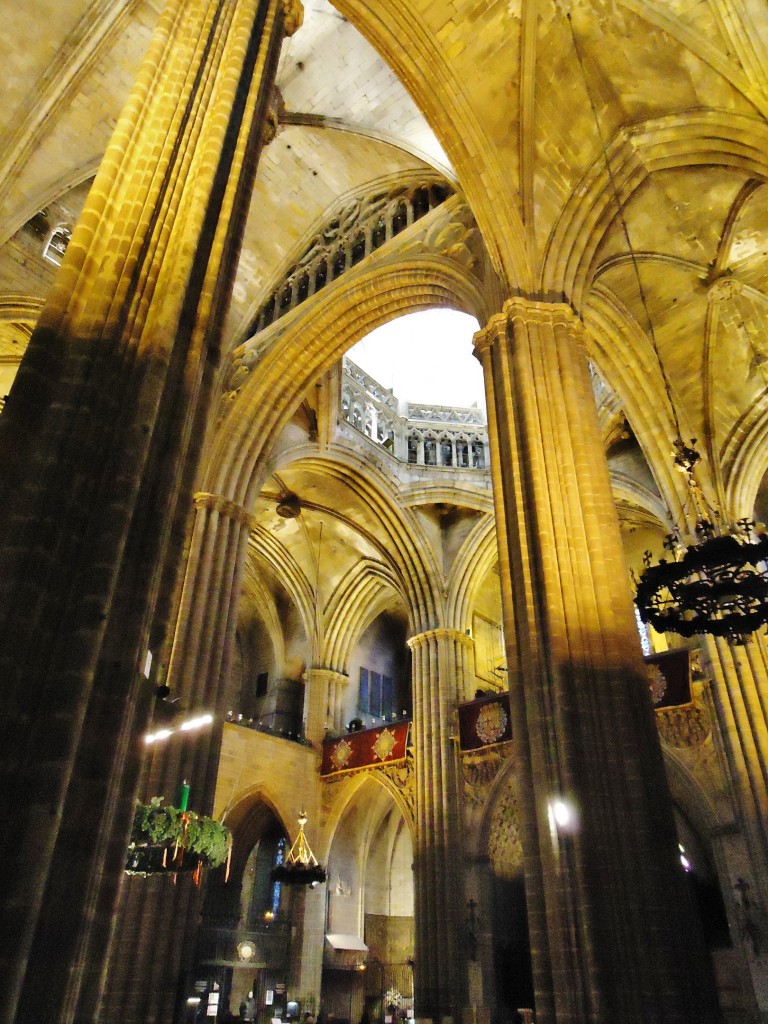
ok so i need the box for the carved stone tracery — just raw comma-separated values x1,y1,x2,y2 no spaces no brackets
321,752,415,827
656,702,710,748
249,178,454,335
460,745,509,805
487,779,524,879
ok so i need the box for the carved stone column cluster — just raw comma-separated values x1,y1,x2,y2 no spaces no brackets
103,492,260,1024
473,298,721,1024
304,668,349,746
703,636,768,926
408,627,473,1023
167,492,256,711
0,2,302,1023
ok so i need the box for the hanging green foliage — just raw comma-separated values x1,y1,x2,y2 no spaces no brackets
127,796,232,871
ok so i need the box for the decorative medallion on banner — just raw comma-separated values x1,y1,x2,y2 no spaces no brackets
330,738,353,770
476,701,508,745
372,727,398,762
646,664,668,706
458,693,512,751
643,650,691,710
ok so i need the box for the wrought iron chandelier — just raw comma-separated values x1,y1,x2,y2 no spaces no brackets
568,15,768,644
271,812,326,887
634,440,768,644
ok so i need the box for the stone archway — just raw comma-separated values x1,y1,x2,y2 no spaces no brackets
324,775,415,1024
474,766,534,1024
195,796,296,1024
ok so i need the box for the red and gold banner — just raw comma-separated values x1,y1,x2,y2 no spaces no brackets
458,693,511,750
321,722,410,776
644,649,692,710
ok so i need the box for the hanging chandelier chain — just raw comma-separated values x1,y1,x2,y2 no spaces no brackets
567,12,683,443
566,14,768,643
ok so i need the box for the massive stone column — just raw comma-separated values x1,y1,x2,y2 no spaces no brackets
0,2,302,1023
473,298,721,1024
408,627,473,1024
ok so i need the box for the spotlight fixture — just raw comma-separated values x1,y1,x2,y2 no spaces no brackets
548,796,578,836
145,711,214,744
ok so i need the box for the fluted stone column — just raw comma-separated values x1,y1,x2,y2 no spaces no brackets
287,879,326,1012
102,492,259,1024
292,668,344,1008
702,637,768,961
408,627,473,1024
304,668,349,745
473,298,721,1024
328,671,349,734
0,3,302,1023
167,492,256,708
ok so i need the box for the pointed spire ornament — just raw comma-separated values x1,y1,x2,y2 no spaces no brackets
271,812,326,886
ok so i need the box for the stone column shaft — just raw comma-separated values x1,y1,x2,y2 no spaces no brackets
0,3,302,1023
102,493,261,1024
304,668,349,746
474,298,721,1024
288,883,326,1012
409,627,473,1022
704,636,768,916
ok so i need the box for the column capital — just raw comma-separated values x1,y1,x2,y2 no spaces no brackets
303,667,348,683
193,491,252,527
281,0,304,35
407,628,474,651
261,107,279,147
473,297,583,359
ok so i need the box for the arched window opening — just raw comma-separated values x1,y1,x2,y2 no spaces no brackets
372,218,386,249
351,232,366,265
42,224,72,266
413,186,430,219
424,437,437,466
314,259,327,291
407,434,418,464
332,248,346,276
392,201,408,235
